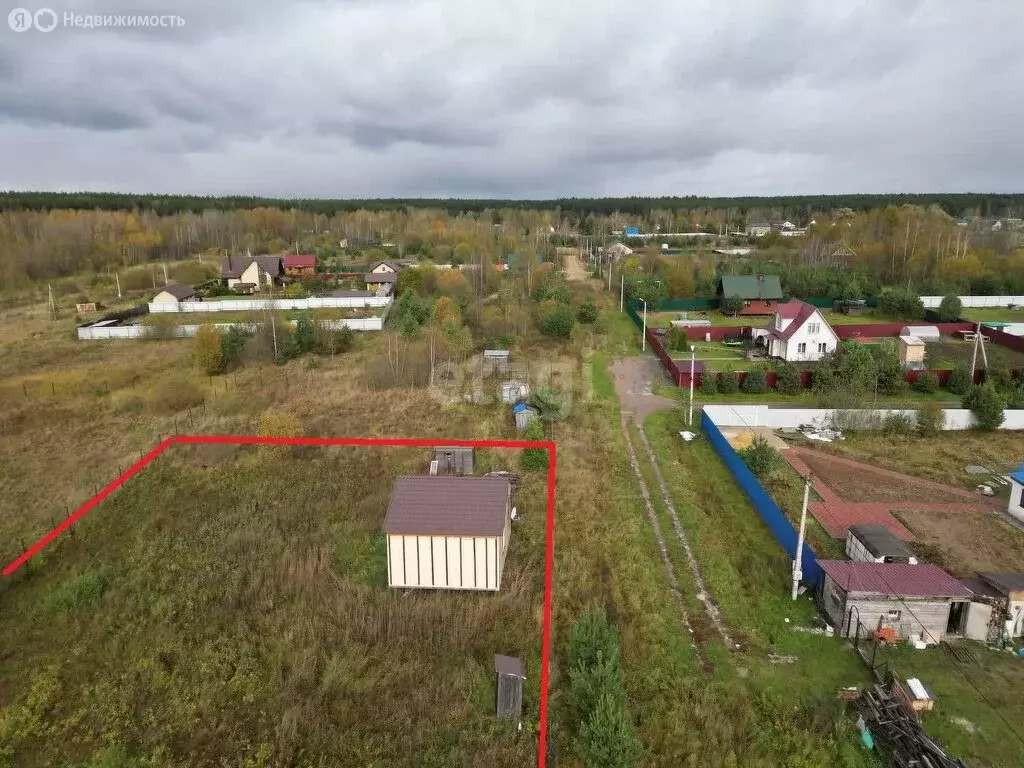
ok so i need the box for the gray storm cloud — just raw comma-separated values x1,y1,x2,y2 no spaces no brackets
0,0,1021,196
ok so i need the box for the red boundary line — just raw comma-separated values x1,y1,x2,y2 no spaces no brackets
3,434,558,768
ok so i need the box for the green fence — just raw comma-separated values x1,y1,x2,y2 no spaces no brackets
655,298,719,311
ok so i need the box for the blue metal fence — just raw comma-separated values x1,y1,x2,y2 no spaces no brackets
700,410,823,589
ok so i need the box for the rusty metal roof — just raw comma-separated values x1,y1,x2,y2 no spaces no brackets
383,476,509,536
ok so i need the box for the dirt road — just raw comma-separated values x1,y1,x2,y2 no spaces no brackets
563,250,590,281
609,356,675,424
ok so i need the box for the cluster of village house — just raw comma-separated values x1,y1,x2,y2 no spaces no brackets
151,254,407,305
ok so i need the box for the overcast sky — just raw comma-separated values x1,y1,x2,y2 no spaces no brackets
1,0,1022,198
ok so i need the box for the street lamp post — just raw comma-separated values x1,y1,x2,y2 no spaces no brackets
688,345,696,425
641,299,648,352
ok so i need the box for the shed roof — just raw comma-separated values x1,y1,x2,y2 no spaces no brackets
158,283,196,300
494,654,526,678
365,272,398,283
818,561,971,598
899,335,925,347
959,577,1005,600
718,275,783,300
382,476,509,536
847,524,916,559
674,359,705,373
1009,463,1024,485
512,402,537,414
978,572,1024,595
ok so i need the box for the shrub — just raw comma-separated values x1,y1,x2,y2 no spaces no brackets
283,283,307,298
665,326,687,351
293,310,316,353
722,295,744,316
520,420,547,470
937,294,963,322
774,364,800,394
986,365,1014,392
698,371,718,395
963,382,1006,430
875,355,905,395
151,375,204,413
738,435,780,478
916,405,944,436
192,324,224,376
540,304,575,337
576,693,641,768
220,326,248,370
576,300,598,323
947,365,972,395
913,372,939,393
569,603,620,671
877,287,924,321
258,409,302,437
717,371,738,394
1009,382,1024,409
45,569,110,613
882,412,915,436
741,368,767,394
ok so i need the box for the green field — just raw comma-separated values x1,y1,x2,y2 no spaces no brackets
962,307,1024,324
925,338,1024,370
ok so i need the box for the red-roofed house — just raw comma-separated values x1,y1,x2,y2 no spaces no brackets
818,560,974,642
283,254,316,276
755,299,838,362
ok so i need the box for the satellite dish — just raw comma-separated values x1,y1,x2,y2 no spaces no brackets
510,507,518,521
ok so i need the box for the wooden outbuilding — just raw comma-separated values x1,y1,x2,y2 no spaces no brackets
432,446,475,475
494,654,525,719
383,476,512,591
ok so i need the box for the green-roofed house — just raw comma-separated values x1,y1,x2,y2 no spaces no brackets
717,274,784,315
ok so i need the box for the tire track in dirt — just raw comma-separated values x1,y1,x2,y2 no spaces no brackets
635,424,736,651
620,414,712,673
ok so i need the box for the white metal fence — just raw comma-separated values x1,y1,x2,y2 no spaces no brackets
148,295,391,313
79,316,385,339
702,404,1024,431
919,295,1024,308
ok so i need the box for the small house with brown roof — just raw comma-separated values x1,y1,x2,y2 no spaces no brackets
152,283,196,304
383,476,512,591
220,255,284,292
368,260,402,275
818,560,973,643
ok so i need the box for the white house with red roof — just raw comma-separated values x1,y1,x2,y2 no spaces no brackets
756,299,838,362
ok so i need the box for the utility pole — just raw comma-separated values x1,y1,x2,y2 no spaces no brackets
688,345,696,425
115,272,122,299
641,299,647,352
619,274,624,311
792,473,812,600
47,283,56,319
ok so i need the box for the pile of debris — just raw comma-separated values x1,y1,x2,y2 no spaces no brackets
856,683,969,767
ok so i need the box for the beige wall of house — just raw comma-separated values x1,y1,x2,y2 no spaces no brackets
152,290,182,304
387,533,503,591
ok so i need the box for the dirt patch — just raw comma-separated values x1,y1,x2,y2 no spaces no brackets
796,452,977,505
894,508,1024,575
609,356,675,423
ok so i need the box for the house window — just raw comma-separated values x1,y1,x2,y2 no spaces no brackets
797,342,807,355
807,322,820,334
818,342,827,354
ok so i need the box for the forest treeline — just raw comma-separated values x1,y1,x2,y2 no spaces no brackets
2,191,1024,218
1,197,1021,294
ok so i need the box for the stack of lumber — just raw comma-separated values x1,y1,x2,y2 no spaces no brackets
856,684,969,768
